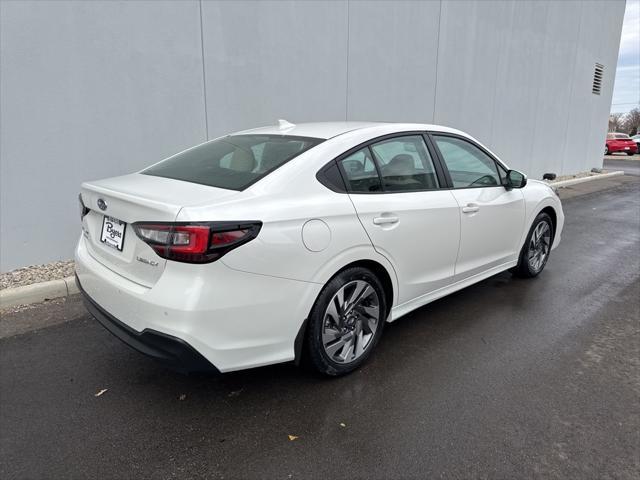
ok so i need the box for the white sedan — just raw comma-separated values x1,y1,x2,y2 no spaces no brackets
75,121,564,376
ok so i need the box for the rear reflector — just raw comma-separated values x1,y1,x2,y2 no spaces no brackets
78,193,90,220
133,221,261,263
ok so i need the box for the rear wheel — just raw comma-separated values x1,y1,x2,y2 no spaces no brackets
627,152,634,156
513,212,554,278
305,267,386,376
605,145,609,155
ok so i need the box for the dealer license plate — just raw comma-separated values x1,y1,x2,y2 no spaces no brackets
100,215,126,251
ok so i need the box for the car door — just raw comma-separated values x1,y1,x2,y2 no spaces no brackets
338,134,461,305
430,134,525,280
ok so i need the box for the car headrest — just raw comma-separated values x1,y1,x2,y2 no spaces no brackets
385,154,415,175
342,159,365,174
229,148,256,172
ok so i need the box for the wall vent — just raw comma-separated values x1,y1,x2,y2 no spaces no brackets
592,63,604,95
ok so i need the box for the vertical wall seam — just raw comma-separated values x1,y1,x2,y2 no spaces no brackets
198,0,210,140
432,0,442,123
559,0,584,176
345,0,350,121
526,1,552,174
488,2,514,147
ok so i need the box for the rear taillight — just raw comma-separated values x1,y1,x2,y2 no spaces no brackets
133,221,261,263
78,194,90,220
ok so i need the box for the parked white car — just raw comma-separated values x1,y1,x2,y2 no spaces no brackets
76,121,564,375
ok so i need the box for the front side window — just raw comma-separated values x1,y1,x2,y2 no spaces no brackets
143,135,322,190
433,136,501,188
369,135,439,191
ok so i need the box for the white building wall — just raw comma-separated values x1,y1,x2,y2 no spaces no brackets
0,0,626,271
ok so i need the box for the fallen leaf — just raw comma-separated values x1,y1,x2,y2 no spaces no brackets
94,389,108,397
228,389,243,397
178,394,187,401
340,423,346,428
288,435,299,441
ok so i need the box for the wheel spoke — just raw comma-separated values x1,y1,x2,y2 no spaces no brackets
361,316,376,335
335,287,345,314
354,331,365,358
345,281,372,312
358,304,379,320
337,337,355,362
326,298,340,324
322,326,342,344
325,334,350,357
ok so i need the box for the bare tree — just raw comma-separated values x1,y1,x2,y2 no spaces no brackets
622,108,640,136
609,113,624,132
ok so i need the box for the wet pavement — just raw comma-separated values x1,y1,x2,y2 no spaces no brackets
604,156,640,177
1,178,639,479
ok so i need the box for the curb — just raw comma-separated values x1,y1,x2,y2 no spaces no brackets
549,170,625,188
0,276,79,310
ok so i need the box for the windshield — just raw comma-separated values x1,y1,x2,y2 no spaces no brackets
143,135,323,190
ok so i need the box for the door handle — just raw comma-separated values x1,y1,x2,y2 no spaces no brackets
373,216,399,225
462,204,480,213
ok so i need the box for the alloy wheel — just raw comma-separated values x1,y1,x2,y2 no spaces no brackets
321,280,380,364
528,221,551,273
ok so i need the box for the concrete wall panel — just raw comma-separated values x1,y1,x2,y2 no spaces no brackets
346,0,440,123
200,0,348,138
434,0,514,145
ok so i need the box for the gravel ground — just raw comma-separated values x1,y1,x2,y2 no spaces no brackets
0,260,75,290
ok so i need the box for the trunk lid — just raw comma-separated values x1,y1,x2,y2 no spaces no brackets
80,173,238,287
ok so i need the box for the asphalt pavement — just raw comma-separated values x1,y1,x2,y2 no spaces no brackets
604,155,640,176
1,178,639,479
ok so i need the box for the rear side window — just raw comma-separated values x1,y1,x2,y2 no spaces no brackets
143,135,322,190
339,148,382,193
369,136,439,191
433,135,501,188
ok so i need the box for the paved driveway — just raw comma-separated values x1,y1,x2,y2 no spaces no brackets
604,155,640,176
1,179,639,479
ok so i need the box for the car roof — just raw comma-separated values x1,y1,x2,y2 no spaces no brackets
233,121,465,140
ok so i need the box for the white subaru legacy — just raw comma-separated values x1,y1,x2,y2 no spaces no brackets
75,121,563,376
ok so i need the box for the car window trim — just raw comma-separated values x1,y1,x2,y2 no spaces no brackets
427,132,508,190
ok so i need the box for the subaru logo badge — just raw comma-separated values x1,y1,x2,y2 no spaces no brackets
97,198,107,211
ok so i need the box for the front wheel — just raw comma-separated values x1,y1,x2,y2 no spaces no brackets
605,146,609,155
627,152,634,156
305,267,387,376
513,212,554,278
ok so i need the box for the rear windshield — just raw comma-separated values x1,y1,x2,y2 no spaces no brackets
142,135,323,190
608,133,630,139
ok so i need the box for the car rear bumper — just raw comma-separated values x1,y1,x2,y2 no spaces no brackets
75,235,322,372
77,274,217,373
608,144,638,153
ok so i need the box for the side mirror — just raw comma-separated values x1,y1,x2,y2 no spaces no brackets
506,169,527,189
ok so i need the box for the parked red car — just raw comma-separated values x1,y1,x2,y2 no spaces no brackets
605,133,637,155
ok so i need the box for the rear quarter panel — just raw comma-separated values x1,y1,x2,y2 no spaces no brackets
175,168,400,306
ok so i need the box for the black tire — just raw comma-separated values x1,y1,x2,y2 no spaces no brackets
305,267,387,376
605,146,609,155
512,212,554,278
627,152,634,156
